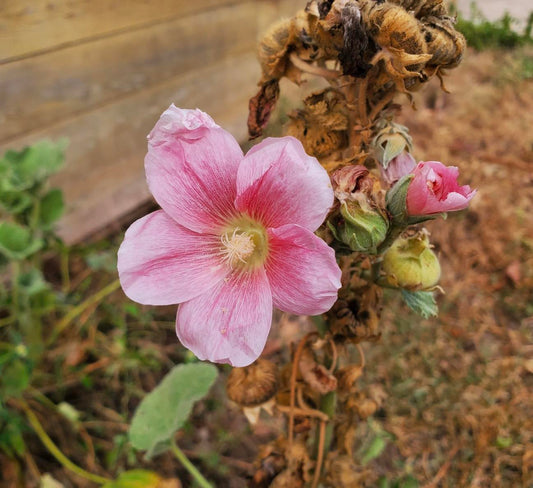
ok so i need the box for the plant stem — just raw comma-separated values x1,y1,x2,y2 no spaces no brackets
18,400,110,485
48,278,121,345
11,261,20,319
170,437,213,488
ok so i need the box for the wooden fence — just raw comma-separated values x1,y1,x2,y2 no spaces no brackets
0,0,297,243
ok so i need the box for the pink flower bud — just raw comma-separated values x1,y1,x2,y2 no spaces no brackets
380,151,416,186
406,161,476,216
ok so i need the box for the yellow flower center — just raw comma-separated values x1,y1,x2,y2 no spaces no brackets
220,217,268,270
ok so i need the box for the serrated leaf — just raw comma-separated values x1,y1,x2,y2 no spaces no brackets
401,290,438,318
129,363,217,457
0,222,43,260
101,469,162,488
39,189,64,229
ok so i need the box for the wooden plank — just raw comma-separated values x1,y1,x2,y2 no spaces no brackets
0,1,259,142
0,0,242,61
0,52,261,244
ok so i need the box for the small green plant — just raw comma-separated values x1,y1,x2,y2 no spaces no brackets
0,140,68,456
452,3,533,51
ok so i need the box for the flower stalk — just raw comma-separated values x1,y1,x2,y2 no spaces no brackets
170,438,214,488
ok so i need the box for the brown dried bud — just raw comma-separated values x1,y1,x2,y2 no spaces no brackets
388,0,447,19
327,284,382,344
257,18,296,81
331,165,372,202
422,16,466,69
248,80,280,139
299,346,338,395
335,365,364,393
286,88,349,158
356,397,378,418
361,2,428,58
226,359,279,407
323,452,373,488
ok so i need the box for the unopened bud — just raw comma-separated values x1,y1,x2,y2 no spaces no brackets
382,231,441,290
371,119,413,168
331,197,389,254
330,165,389,254
380,151,416,186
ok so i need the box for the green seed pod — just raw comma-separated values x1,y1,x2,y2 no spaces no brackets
382,231,441,290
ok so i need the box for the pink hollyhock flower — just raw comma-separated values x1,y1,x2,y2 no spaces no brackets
380,151,416,186
118,105,341,367
406,161,476,216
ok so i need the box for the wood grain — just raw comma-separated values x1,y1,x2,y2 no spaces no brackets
0,1,258,142
0,0,240,61
0,52,260,243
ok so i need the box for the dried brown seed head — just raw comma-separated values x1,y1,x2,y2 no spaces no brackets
226,359,279,407
422,16,466,69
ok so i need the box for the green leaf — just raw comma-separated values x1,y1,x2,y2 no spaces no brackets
0,356,31,398
129,363,217,457
102,470,162,488
2,140,66,190
17,268,50,297
39,189,64,229
361,435,388,465
0,222,43,260
0,190,33,214
401,290,439,318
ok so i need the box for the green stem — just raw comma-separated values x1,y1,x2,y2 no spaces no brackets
319,392,336,452
170,438,213,488
11,261,20,319
19,400,110,485
376,223,403,255
47,278,121,345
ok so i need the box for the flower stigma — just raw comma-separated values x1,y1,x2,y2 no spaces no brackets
220,218,268,270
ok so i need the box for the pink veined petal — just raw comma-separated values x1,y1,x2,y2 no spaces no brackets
235,137,334,231
266,224,341,316
147,104,219,145
118,210,229,305
145,106,243,233
421,189,476,214
176,268,272,367
407,161,475,215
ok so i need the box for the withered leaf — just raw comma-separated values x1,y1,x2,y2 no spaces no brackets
247,79,280,139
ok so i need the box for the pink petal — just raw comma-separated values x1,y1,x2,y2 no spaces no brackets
407,161,475,215
145,106,243,233
266,224,341,315
176,268,272,367
118,210,228,305
235,137,333,231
